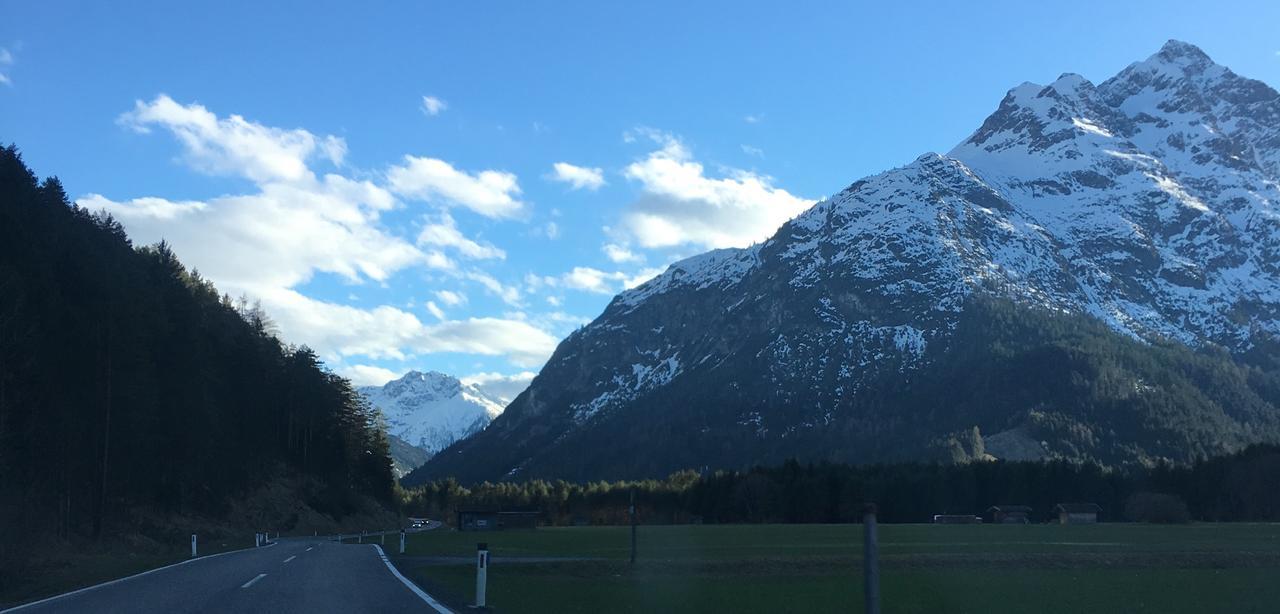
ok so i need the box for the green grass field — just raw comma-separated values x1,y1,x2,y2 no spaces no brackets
394,523,1280,613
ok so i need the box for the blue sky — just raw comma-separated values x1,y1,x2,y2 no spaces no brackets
4,1,1279,390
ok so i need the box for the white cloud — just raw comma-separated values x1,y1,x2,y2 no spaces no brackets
421,95,448,116
88,96,561,372
387,155,524,219
741,144,765,158
550,162,606,190
119,95,345,183
0,47,13,85
425,300,446,320
621,130,814,249
561,267,622,294
461,371,537,404
81,175,424,291
466,271,523,305
435,290,467,306
744,113,763,124
602,243,642,264
339,364,405,387
417,213,505,260
624,267,666,289
258,288,556,367
544,221,560,240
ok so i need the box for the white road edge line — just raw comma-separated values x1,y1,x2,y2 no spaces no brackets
240,573,267,589
283,555,297,563
372,544,452,614
0,541,278,613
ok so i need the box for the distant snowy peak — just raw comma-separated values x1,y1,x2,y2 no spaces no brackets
359,371,505,454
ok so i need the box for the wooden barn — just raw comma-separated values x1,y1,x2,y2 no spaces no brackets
986,505,1033,524
1054,503,1102,524
456,508,541,531
457,509,499,531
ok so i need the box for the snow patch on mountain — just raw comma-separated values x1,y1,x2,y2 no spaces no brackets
548,39,1280,426
359,371,506,454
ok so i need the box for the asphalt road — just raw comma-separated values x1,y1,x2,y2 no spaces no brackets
5,536,451,614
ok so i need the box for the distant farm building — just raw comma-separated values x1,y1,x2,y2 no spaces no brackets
456,508,541,531
1054,503,1101,524
933,514,982,524
986,505,1032,524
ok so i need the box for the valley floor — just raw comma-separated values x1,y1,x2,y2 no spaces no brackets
395,523,1280,613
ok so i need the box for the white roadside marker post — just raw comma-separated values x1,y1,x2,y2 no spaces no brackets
358,530,364,544
191,534,197,558
399,529,406,554
255,533,260,547
475,542,489,608
381,531,386,546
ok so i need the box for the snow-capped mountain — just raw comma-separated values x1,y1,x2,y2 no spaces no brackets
359,371,506,461
410,41,1280,484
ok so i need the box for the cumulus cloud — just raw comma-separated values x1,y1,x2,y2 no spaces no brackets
561,266,622,294
621,130,814,249
257,288,557,367
417,213,505,260
425,300,446,320
80,176,423,291
87,96,557,371
741,144,765,158
435,290,467,306
466,271,523,306
421,95,448,116
119,95,346,183
339,364,406,387
549,162,606,190
624,267,666,289
602,243,642,264
462,371,537,404
387,155,524,219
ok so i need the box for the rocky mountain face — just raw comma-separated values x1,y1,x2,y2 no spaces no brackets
408,41,1280,485
358,371,505,476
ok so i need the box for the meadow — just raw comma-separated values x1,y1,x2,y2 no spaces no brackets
394,523,1280,613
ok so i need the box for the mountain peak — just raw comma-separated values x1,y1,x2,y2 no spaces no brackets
396,369,454,383
1049,73,1094,94
1157,39,1211,62
360,369,506,455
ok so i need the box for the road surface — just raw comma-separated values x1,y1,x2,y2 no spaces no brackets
4,536,451,614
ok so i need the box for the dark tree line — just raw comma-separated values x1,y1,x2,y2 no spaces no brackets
0,146,394,572
403,445,1280,526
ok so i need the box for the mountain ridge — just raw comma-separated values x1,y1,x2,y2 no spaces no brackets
409,40,1280,485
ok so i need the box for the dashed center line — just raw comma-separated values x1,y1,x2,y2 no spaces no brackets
283,555,297,563
305,547,313,552
241,573,267,589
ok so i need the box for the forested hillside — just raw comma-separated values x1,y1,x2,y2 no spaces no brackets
0,146,395,577
412,297,1280,483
